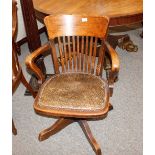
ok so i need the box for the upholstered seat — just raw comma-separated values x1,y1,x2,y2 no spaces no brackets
35,73,109,113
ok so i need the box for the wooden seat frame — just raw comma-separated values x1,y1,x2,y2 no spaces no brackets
25,15,119,155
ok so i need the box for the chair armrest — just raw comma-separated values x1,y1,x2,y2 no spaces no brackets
104,41,120,96
25,43,51,84
104,41,120,74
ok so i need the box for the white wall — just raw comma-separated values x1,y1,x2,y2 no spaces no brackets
16,0,44,41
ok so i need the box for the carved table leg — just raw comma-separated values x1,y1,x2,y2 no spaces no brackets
107,34,138,52
39,118,74,141
20,0,46,95
78,120,102,155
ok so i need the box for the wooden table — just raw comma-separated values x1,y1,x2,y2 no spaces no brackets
20,0,142,93
21,0,143,52
34,0,142,26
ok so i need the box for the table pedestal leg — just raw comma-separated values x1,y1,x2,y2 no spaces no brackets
107,34,138,52
104,33,138,73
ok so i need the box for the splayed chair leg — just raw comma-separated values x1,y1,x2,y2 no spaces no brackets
39,118,74,141
78,120,102,155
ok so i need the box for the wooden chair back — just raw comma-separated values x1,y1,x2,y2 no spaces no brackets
44,15,109,76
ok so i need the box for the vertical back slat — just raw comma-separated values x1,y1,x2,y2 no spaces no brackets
67,36,72,71
84,36,89,73
81,36,84,71
88,36,93,73
96,40,105,76
72,36,76,71
77,36,80,71
91,37,98,74
50,40,60,74
58,37,65,72
63,36,68,71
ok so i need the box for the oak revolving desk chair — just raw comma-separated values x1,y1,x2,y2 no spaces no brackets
12,0,36,135
25,15,120,155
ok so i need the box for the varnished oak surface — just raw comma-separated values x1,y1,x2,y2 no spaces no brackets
33,0,143,26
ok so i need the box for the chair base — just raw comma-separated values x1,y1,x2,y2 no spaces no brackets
38,118,74,141
38,118,102,155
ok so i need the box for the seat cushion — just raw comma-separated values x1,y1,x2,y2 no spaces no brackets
35,73,109,114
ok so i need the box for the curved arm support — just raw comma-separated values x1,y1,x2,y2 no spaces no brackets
104,41,120,74
25,43,51,84
104,41,120,96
